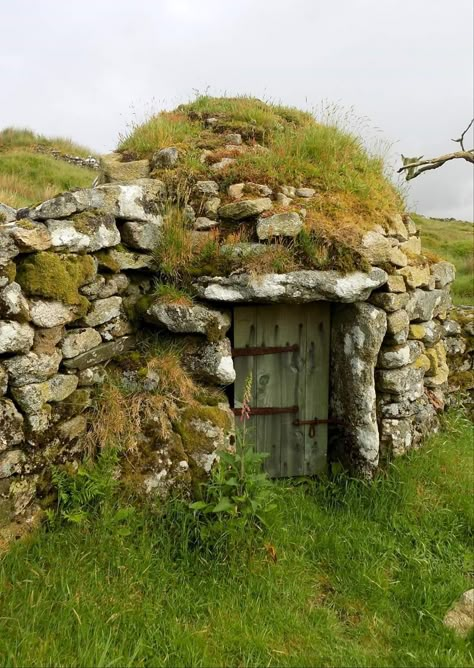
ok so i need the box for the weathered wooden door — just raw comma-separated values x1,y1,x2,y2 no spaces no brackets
233,303,330,478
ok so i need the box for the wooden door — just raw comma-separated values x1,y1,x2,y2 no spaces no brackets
233,303,330,478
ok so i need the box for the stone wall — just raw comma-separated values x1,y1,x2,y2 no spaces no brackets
0,166,470,524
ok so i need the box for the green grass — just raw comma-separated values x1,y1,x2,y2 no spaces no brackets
0,151,96,208
412,214,474,305
0,127,94,158
1,410,473,667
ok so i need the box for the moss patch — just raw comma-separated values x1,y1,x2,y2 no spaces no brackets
16,252,95,308
174,404,232,455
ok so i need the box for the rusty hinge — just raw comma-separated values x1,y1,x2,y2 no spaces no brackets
232,344,299,358
233,406,299,416
293,417,344,438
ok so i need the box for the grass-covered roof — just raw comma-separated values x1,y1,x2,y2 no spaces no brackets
118,96,403,236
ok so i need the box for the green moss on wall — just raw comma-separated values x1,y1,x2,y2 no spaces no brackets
16,251,95,307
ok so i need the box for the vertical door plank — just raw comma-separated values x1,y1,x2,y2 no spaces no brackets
278,305,306,477
304,303,330,474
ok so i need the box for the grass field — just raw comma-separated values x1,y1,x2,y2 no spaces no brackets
413,214,474,306
0,128,96,208
1,410,472,668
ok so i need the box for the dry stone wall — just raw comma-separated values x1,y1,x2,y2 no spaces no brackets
0,157,470,523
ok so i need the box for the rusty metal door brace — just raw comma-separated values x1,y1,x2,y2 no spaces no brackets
233,406,299,416
293,417,344,438
232,344,299,357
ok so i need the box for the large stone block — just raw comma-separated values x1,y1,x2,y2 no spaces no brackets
11,374,78,414
406,288,450,322
46,212,120,252
194,268,388,304
331,303,387,473
4,350,62,386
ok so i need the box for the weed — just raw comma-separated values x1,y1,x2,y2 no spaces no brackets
152,281,194,306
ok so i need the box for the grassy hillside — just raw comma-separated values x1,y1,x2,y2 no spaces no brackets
0,128,97,209
0,410,472,667
412,214,474,305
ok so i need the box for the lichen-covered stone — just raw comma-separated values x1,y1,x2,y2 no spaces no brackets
0,399,24,452
194,268,388,304
4,350,62,386
100,153,150,182
408,320,442,344
377,344,411,369
11,374,78,414
203,197,221,219
0,282,30,321
29,300,81,328
46,212,120,253
0,203,17,223
77,365,107,386
388,246,408,267
62,335,135,370
194,181,219,196
386,213,409,240
218,198,272,220
256,212,303,240
296,187,315,198
406,288,450,322
0,363,7,395
0,450,25,479
385,275,406,293
150,147,179,169
369,291,410,312
399,237,422,256
33,325,64,354
120,218,163,251
425,341,449,381
10,221,52,252
375,367,425,397
431,261,456,288
0,320,34,354
145,302,231,339
57,415,88,442
80,273,129,300
185,339,236,385
61,328,103,358
194,217,219,231
81,296,122,327
95,247,155,272
398,265,430,289
331,303,387,474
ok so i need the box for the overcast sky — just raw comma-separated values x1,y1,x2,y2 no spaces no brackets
1,0,473,220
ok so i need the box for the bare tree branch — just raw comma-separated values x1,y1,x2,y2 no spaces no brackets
451,118,474,151
398,150,474,180
399,119,474,180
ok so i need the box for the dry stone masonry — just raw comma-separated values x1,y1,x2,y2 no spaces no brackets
0,146,471,525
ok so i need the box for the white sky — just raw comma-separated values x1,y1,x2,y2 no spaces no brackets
1,0,473,220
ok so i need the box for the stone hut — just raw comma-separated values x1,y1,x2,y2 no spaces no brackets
0,98,472,524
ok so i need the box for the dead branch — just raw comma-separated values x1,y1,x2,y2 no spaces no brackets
451,118,474,151
399,118,474,180
398,150,474,180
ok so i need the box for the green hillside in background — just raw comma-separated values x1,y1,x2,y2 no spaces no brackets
0,128,96,208
413,214,474,306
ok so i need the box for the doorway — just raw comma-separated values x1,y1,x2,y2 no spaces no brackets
232,303,330,477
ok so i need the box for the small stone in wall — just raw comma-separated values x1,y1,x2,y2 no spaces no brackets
375,367,425,398
385,275,406,293
210,157,236,172
4,350,62,386
408,320,442,345
194,217,219,231
98,315,134,341
280,185,296,197
150,147,179,169
11,374,78,414
185,339,236,385
399,236,422,256
61,328,103,358
145,302,231,339
194,181,219,196
256,212,303,240
0,202,17,223
81,296,122,327
275,193,293,208
406,289,449,322
10,221,52,252
29,299,82,328
0,399,24,452
0,450,26,480
120,218,163,251
431,261,456,288
0,282,30,322
218,198,273,220
377,344,411,369
228,183,244,200
0,363,7,395
77,365,107,386
0,320,34,354
225,133,242,145
95,248,155,272
388,246,408,268
62,335,135,371
397,265,431,289
33,325,64,354
380,418,413,456
385,213,409,241
369,291,410,312
203,197,221,219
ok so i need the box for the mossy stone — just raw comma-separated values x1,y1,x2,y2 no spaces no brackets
16,252,95,307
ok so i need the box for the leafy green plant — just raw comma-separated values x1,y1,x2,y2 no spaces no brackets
46,447,133,530
188,374,277,545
